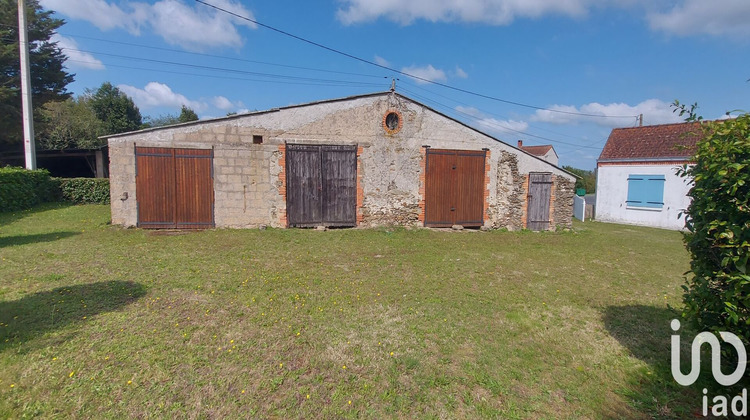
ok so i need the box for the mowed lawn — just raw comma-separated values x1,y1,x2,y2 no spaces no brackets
0,204,704,418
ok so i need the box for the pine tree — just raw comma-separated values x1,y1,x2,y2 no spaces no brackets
0,0,74,147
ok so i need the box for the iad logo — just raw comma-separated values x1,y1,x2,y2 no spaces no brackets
670,319,748,417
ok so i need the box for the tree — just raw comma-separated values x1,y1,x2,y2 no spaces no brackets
178,105,198,123
87,82,142,135
674,102,750,348
0,0,74,146
562,165,596,193
143,113,181,128
38,96,103,150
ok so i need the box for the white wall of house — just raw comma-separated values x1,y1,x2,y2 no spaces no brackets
595,163,692,230
542,149,558,166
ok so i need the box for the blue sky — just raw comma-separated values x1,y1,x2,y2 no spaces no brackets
39,0,750,169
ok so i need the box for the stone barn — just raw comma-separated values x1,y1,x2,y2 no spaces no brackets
106,91,575,230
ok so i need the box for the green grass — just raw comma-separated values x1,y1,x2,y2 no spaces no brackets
0,203,712,418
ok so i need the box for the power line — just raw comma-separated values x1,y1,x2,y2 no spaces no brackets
195,0,638,120
60,46,384,86
398,86,602,150
56,31,386,80
63,59,385,88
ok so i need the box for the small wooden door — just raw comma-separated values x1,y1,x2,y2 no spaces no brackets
424,148,486,227
526,172,552,231
286,144,357,227
135,147,214,229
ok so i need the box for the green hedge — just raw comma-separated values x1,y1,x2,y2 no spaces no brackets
0,167,58,212
0,167,110,212
56,178,110,204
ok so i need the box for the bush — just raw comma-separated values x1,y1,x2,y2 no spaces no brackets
678,113,750,345
0,167,57,211
56,178,110,204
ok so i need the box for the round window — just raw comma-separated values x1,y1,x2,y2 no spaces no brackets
383,110,402,134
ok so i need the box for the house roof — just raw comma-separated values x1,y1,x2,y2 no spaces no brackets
520,145,554,157
599,122,702,162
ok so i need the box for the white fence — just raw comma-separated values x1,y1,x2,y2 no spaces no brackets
573,195,586,222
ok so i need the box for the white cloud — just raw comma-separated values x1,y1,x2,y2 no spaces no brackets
51,34,105,70
456,106,529,135
401,64,447,84
212,96,244,111
530,99,683,127
374,55,391,67
337,0,593,25
647,0,750,37
118,82,206,111
40,0,256,51
454,66,468,79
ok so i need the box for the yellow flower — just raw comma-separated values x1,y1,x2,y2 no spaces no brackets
306,394,310,399
241,389,245,394
127,380,132,385
342,365,346,369
10,384,15,388
390,352,394,356
280,363,283,368
348,400,352,405
69,371,75,378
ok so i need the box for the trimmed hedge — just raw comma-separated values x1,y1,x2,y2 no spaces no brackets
0,167,58,212
56,178,110,204
0,167,110,212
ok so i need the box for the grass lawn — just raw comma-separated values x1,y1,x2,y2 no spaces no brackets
0,203,713,418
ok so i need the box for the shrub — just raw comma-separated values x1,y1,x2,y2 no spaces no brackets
56,178,110,204
0,167,57,211
678,113,750,345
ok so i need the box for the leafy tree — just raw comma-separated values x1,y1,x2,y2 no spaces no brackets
38,96,103,150
674,103,750,348
178,105,198,123
143,113,181,128
143,105,199,128
87,82,142,135
0,0,74,146
562,165,596,193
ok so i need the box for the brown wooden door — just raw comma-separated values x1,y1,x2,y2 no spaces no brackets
424,149,486,227
527,172,552,231
135,147,214,229
286,144,357,227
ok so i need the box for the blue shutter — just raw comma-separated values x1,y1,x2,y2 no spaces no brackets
627,174,665,209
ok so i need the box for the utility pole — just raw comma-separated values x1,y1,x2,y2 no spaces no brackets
18,0,36,170
638,114,643,127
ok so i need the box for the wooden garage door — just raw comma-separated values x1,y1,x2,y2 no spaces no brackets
424,148,486,228
526,172,552,231
135,147,214,229
286,144,357,227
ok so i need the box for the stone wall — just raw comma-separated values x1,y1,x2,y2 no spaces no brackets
488,151,526,230
552,175,575,229
108,92,576,230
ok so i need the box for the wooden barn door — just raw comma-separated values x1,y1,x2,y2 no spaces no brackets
424,149,486,228
526,173,552,231
286,144,357,227
135,147,214,229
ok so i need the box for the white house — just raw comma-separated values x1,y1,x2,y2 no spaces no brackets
517,140,559,166
595,122,702,230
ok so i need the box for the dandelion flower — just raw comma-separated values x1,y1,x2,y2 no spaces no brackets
10,384,15,388
348,400,352,405
342,365,346,369
306,394,310,399
280,363,283,368
69,371,75,378
127,380,132,385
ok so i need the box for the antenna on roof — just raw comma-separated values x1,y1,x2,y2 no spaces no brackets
390,78,396,92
